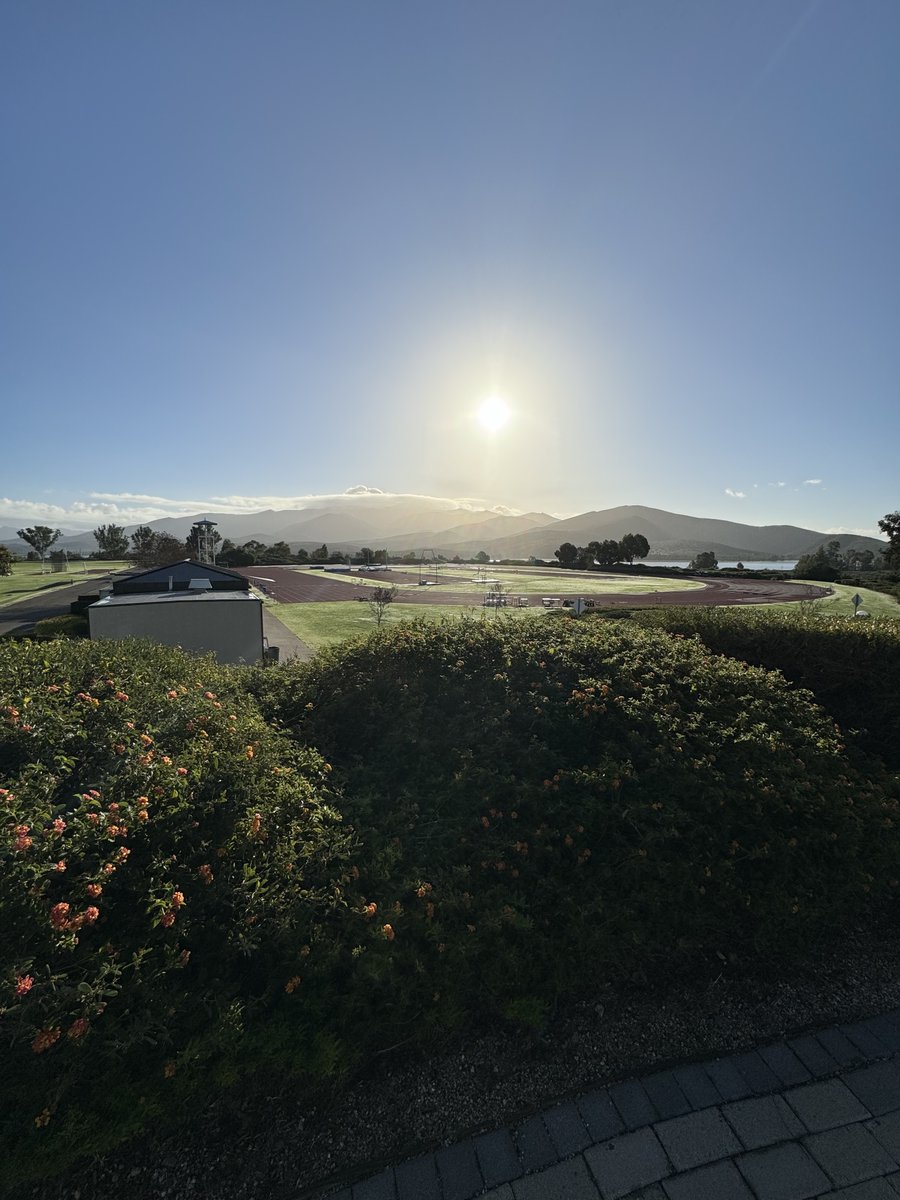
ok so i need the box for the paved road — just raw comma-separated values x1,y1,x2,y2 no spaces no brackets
0,571,114,637
323,1012,900,1200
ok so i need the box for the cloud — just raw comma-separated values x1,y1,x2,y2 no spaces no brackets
803,479,823,486
0,488,522,531
724,488,746,499
825,526,885,539
768,481,787,488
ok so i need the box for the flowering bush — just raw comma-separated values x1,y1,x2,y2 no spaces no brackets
631,607,900,768
257,616,900,1045
0,639,354,1184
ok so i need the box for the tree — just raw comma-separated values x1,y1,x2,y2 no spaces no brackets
311,544,329,563
92,524,129,560
619,533,650,564
17,526,61,571
356,547,376,566
260,541,292,564
878,512,900,568
554,542,578,567
0,545,14,576
794,547,840,582
473,550,490,564
368,585,397,626
592,539,621,568
130,526,158,567
185,523,222,561
689,551,719,570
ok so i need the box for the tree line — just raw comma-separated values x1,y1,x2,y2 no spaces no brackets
553,533,650,569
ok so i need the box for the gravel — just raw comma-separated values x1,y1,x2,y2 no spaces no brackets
20,923,900,1200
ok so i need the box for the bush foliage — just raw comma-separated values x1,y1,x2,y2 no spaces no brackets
630,606,900,768
3,620,899,1184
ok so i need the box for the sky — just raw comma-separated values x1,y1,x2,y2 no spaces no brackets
2,0,898,536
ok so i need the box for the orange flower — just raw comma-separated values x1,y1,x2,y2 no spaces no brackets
32,1028,61,1054
245,746,254,759
284,975,302,993
115,847,130,863
139,733,153,746
67,1017,89,1039
86,883,102,898
49,903,70,930
176,767,188,776
164,1062,176,1078
382,924,395,941
171,891,185,908
15,974,34,997
83,906,100,924
54,860,66,872
249,812,262,836
362,902,377,918
114,691,128,702
160,911,176,928
34,1109,51,1127
137,810,149,822
51,818,66,835
198,864,214,885
86,812,100,826
166,689,178,699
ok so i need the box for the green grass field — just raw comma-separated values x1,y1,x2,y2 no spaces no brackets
769,579,900,621
274,600,542,649
296,566,705,597
0,561,129,609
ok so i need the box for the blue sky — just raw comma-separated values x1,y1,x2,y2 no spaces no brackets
2,0,898,535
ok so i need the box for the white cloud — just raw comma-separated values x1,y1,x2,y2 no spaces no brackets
768,481,787,488
724,488,746,499
803,479,823,486
0,488,522,531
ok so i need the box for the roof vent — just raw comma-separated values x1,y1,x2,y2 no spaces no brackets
188,578,213,591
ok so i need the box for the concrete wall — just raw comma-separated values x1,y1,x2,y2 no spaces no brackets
88,597,264,664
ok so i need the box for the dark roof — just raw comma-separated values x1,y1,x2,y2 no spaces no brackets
112,560,249,595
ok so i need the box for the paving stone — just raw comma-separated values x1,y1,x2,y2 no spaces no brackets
705,1057,753,1102
661,1159,754,1200
543,1101,592,1157
818,1026,869,1067
860,1016,900,1054
514,1114,557,1172
886,1168,900,1192
625,1189,667,1200
867,1110,900,1159
784,1078,872,1131
326,1190,352,1200
846,1062,900,1117
805,1123,898,1187
736,1142,831,1200
511,1156,600,1199
671,1063,721,1110
789,1033,841,1077
578,1089,626,1142
352,1168,397,1200
475,1130,523,1188
730,1050,782,1095
654,1107,741,1170
609,1079,658,1131
826,1180,899,1199
757,1041,812,1087
722,1093,807,1150
641,1072,691,1120
843,1020,892,1060
435,1140,482,1200
480,1189,515,1200
395,1153,441,1200
584,1127,671,1200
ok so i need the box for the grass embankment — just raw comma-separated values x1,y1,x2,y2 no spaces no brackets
752,579,900,621
3,619,899,1186
273,600,538,649
0,562,128,610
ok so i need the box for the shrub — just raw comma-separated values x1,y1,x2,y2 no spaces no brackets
630,607,900,768
255,617,900,1048
0,639,355,1185
32,614,88,639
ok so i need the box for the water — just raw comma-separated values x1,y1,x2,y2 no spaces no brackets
647,561,797,571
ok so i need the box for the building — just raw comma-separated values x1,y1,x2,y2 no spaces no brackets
87,560,264,664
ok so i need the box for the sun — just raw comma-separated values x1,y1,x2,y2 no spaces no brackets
475,394,512,434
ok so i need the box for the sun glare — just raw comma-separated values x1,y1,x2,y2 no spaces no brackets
476,394,512,434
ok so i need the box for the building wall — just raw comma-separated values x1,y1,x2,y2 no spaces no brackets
88,598,264,664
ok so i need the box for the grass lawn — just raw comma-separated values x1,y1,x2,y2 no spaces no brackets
300,567,705,597
763,579,900,621
273,600,542,649
0,561,129,609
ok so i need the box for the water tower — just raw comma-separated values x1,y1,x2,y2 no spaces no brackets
191,520,218,565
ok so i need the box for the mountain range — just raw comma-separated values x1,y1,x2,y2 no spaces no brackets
1,499,887,562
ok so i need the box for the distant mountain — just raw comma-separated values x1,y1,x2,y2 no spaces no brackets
0,499,886,564
474,505,887,561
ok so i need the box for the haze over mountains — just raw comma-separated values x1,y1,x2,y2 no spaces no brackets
1,493,887,563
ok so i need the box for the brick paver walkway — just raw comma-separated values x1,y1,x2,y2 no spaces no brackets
319,1011,900,1200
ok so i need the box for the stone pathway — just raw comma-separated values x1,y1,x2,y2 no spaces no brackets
321,1011,900,1200
262,605,314,661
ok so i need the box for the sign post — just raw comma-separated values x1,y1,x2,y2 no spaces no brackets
852,592,862,615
